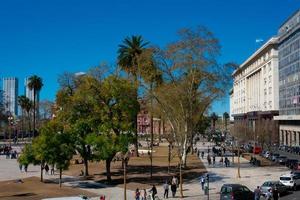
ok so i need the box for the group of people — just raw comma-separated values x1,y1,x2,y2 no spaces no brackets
198,147,231,168
134,176,179,200
254,186,279,200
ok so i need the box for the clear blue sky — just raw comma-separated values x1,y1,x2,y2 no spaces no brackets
0,0,299,116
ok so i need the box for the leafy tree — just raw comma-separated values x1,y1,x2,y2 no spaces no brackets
210,112,219,132
27,75,43,136
117,35,149,156
152,26,233,197
18,95,33,136
18,144,39,167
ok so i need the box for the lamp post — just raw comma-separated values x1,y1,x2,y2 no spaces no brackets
7,115,14,146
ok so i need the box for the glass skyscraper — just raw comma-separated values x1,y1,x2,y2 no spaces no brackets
2,77,18,116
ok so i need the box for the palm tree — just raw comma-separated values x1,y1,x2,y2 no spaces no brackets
18,95,33,138
210,112,218,132
27,75,43,137
223,112,230,130
117,35,149,156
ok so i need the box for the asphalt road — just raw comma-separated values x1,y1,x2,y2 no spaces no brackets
280,190,300,200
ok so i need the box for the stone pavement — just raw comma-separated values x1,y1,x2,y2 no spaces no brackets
0,142,292,200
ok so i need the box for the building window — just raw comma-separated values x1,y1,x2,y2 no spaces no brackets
269,87,272,94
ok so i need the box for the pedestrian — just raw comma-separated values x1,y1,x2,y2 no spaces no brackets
24,164,28,172
149,185,157,200
141,189,147,200
200,176,205,190
207,154,211,165
44,164,49,175
50,165,55,175
212,155,216,166
19,164,23,172
265,188,272,200
163,180,169,198
135,188,141,200
201,151,204,159
223,147,226,155
273,187,279,200
171,176,178,198
197,150,200,158
219,157,223,166
254,186,261,200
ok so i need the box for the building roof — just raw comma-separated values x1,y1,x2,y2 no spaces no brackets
232,37,278,77
279,9,300,29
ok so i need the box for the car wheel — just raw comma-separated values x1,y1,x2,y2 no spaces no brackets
293,184,297,191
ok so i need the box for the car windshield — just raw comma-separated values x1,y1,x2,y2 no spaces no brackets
280,177,291,181
221,187,232,194
262,182,270,186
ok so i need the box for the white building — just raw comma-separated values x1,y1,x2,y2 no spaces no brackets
230,37,279,144
2,77,18,116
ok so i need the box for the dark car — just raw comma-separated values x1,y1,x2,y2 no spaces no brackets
220,184,254,200
286,159,299,169
260,181,288,196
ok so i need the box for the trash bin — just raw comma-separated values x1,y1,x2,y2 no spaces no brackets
204,186,209,195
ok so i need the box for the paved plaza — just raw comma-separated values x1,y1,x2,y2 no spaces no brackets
1,142,295,200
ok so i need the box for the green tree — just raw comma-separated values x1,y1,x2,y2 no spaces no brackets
18,95,33,137
28,75,43,136
117,35,149,156
210,112,219,132
152,26,232,197
86,75,138,182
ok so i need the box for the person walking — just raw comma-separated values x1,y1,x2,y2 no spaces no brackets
135,188,141,200
44,164,49,175
219,157,223,166
200,176,205,190
171,176,178,198
212,155,216,166
163,180,169,198
201,151,204,159
207,154,211,165
149,185,157,200
254,186,261,200
273,187,279,200
141,189,147,200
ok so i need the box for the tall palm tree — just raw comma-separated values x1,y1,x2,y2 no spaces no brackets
18,95,33,138
28,75,43,137
223,112,230,130
117,35,149,156
210,112,218,132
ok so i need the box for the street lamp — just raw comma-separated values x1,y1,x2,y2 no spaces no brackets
7,115,14,146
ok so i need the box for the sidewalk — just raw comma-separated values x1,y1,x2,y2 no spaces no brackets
196,142,291,199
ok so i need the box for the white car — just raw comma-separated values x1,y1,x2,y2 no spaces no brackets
279,174,300,190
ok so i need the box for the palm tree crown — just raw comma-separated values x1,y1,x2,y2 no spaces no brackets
117,35,149,77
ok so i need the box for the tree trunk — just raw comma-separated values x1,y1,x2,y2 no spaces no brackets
84,157,89,177
237,144,241,178
40,163,44,182
182,134,188,168
59,168,62,188
158,116,161,142
179,158,183,198
33,89,36,138
106,158,112,182
150,109,153,179
123,159,127,200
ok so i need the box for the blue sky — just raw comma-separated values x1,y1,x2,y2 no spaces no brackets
0,0,299,115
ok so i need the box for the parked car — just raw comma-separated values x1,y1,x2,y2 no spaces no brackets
220,184,254,200
286,159,299,169
279,173,300,190
271,153,280,162
260,181,288,196
276,156,288,164
263,151,271,159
